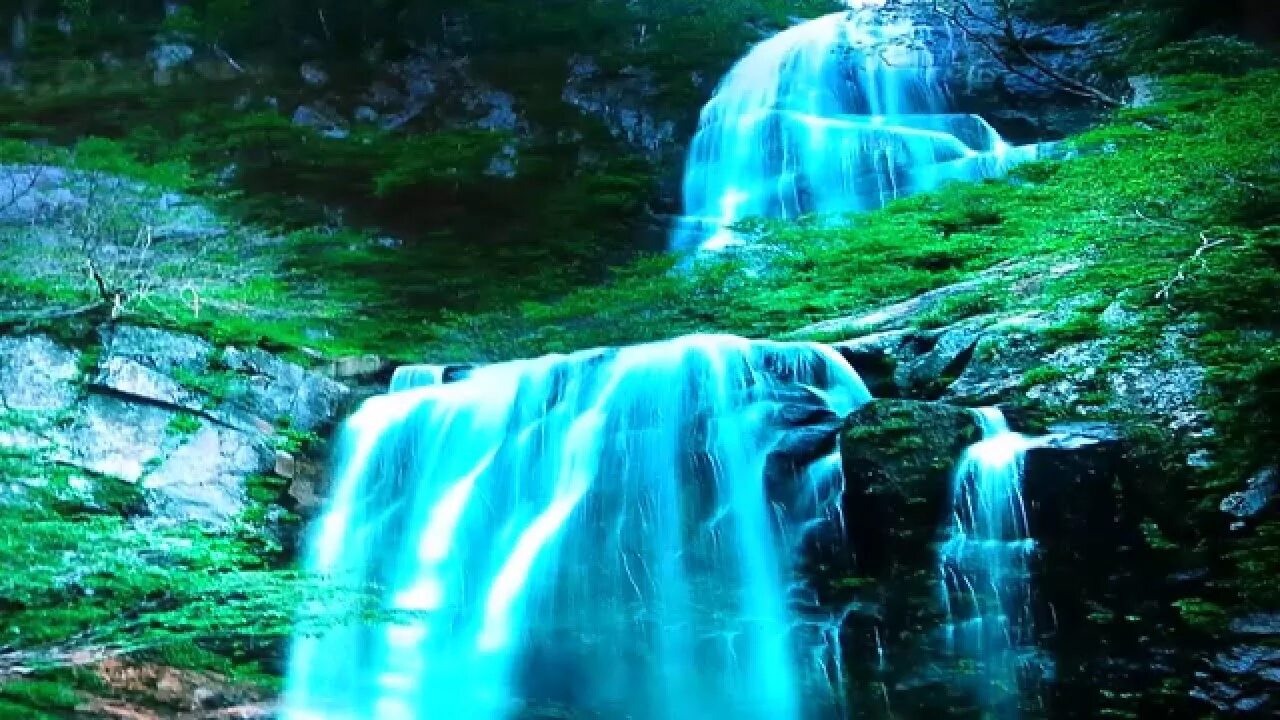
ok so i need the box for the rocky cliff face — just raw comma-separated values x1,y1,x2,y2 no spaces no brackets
0,323,346,530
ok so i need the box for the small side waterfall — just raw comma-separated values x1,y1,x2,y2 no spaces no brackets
285,335,870,720
388,365,446,392
672,3,1039,251
938,407,1038,717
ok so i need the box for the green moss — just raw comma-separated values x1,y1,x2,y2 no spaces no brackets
167,412,203,437
1021,365,1068,387
1172,597,1229,633
1039,312,1105,346
0,680,81,716
245,473,288,505
913,291,1002,330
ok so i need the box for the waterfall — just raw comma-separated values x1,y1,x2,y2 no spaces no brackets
284,334,870,720
938,407,1038,717
388,365,446,392
672,3,1039,251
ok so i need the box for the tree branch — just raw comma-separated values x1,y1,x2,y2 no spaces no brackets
932,0,1124,108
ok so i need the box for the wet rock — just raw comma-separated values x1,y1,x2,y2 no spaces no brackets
830,329,913,398
1220,467,1277,519
221,346,349,432
148,43,194,85
291,103,348,139
299,62,329,87
893,318,989,397
1022,421,1129,549
840,399,980,574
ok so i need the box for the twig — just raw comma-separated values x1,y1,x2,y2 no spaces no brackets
212,43,245,74
1155,231,1232,304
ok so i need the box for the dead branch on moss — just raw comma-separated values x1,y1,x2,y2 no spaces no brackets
1155,231,1233,305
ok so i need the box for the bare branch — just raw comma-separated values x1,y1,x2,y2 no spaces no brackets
931,0,1124,108
1156,231,1233,304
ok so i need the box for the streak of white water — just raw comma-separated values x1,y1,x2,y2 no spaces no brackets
672,6,1039,251
284,334,870,720
938,407,1037,718
388,365,447,392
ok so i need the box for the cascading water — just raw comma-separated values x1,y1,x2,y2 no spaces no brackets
938,408,1038,717
285,335,870,720
672,1,1040,251
388,365,446,392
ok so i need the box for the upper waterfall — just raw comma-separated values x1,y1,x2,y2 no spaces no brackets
285,335,870,720
672,3,1038,251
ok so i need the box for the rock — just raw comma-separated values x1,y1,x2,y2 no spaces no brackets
275,450,296,479
562,55,677,162
0,334,80,412
291,103,348,139
144,424,272,526
789,261,1022,339
53,395,174,483
147,43,194,85
299,62,329,87
1110,356,1206,431
486,140,518,178
830,329,913,397
893,318,989,397
1220,466,1278,519
1192,645,1280,714
321,354,388,382
92,355,203,412
840,399,980,574
927,3,1123,140
469,88,520,132
221,346,349,432
1232,613,1280,636
1128,75,1158,108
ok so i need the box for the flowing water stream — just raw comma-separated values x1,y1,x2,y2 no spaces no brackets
939,408,1039,717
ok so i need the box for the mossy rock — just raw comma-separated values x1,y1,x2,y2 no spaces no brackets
840,399,980,577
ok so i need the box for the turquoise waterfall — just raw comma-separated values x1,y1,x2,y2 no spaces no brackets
939,407,1038,717
284,335,870,720
672,4,1038,251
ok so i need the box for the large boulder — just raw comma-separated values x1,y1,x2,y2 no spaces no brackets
840,399,980,574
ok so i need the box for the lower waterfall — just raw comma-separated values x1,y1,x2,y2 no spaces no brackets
284,335,870,720
939,408,1038,717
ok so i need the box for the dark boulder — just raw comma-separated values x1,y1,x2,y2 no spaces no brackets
840,399,980,576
